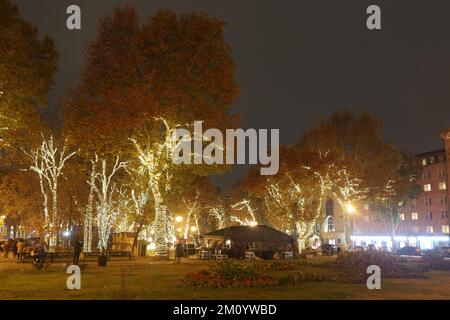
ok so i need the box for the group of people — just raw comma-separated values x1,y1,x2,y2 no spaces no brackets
1,239,27,260
1,238,83,266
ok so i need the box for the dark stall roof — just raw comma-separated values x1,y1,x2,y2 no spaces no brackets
204,225,293,242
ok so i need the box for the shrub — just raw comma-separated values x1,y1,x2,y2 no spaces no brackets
336,251,426,283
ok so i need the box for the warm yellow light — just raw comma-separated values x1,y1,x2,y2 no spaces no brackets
177,228,182,232
249,221,258,227
175,216,183,223
190,226,197,232
346,203,356,214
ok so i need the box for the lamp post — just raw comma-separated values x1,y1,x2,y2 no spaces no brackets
175,216,183,239
344,203,356,250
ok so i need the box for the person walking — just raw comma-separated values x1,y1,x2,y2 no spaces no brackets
16,239,24,261
37,244,46,264
11,239,17,258
73,239,82,265
2,242,10,258
174,240,184,264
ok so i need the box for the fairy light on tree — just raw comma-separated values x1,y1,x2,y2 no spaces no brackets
131,117,182,258
89,156,127,251
231,199,257,226
24,136,76,248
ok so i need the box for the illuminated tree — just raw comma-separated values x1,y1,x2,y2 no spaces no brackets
231,199,257,226
89,156,127,251
0,0,57,151
298,110,407,248
62,6,239,257
23,136,76,247
0,169,42,237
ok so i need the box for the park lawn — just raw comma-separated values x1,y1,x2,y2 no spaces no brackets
0,257,449,300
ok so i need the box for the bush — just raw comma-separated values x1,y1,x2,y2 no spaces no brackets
336,251,426,283
184,260,277,288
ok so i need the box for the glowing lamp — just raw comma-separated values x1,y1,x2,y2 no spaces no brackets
346,203,356,214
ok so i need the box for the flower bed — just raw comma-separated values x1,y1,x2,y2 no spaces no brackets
184,260,278,287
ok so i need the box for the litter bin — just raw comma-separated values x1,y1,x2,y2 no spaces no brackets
98,253,107,266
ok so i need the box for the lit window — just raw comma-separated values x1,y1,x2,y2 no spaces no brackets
425,212,433,220
399,213,405,221
422,158,427,166
325,216,335,233
423,184,432,192
443,225,450,234
364,204,369,211
425,198,432,206
439,182,447,190
426,226,434,233
411,212,418,220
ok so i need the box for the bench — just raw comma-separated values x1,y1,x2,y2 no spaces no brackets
107,251,132,260
281,251,293,260
199,251,211,260
22,251,72,263
212,254,228,261
245,251,256,260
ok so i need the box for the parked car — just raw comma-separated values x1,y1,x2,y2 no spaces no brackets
353,245,366,252
319,244,336,256
367,244,378,251
395,246,421,256
425,246,450,260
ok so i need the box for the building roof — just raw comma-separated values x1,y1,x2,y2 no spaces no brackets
204,225,293,242
416,149,446,157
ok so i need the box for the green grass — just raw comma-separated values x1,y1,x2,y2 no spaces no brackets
0,257,449,300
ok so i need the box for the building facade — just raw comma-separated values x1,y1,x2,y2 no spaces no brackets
345,128,450,250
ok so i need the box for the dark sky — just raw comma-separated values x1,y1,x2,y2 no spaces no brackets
13,0,450,190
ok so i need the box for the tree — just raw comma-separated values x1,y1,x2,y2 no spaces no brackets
62,6,239,257
370,152,419,249
298,110,406,248
241,146,328,250
0,169,42,237
0,0,57,151
90,156,127,251
23,136,76,247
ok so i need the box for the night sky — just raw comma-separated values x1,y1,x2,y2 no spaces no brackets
13,0,450,190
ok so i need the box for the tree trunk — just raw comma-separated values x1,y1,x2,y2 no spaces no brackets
131,218,145,257
150,176,169,257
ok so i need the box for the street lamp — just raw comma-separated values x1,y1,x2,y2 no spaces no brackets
249,221,258,227
175,216,183,223
346,203,356,214
190,226,197,233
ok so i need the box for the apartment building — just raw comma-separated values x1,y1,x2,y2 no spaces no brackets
349,128,450,250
